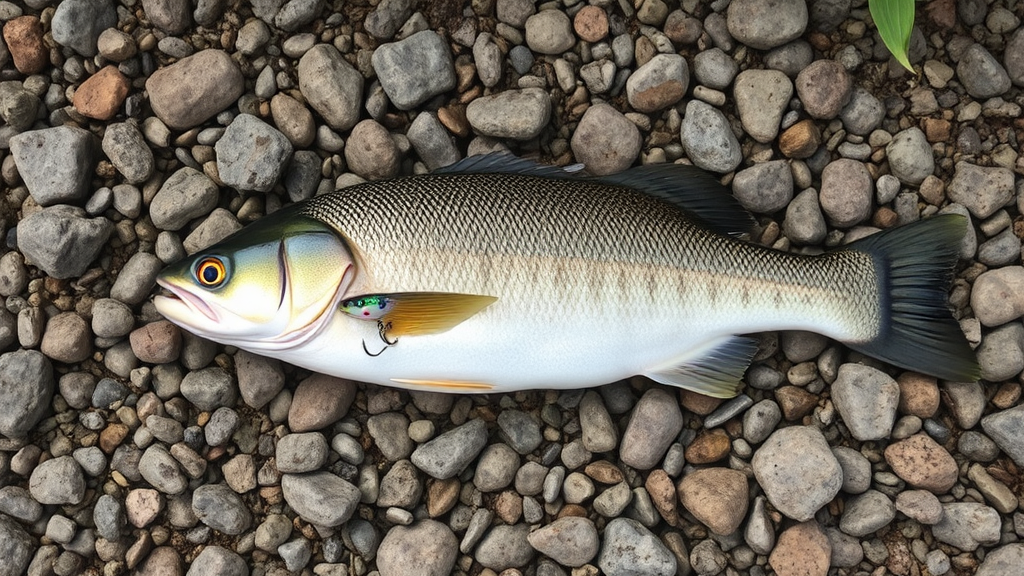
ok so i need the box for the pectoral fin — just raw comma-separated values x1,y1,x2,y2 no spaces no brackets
645,336,758,398
341,292,498,337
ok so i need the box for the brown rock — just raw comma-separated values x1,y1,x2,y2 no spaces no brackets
437,105,470,138
557,504,588,518
645,469,678,526
925,0,956,29
74,66,130,120
992,382,1021,409
427,478,460,517
494,490,523,524
896,372,940,418
676,467,749,535
779,119,821,159
584,460,624,484
129,320,182,364
125,488,163,528
775,386,818,420
795,59,852,119
664,10,702,45
100,423,130,453
685,429,731,464
922,118,951,142
573,6,609,43
679,389,723,415
3,16,47,74
135,547,182,576
40,312,92,364
884,433,958,493
769,521,831,576
288,374,357,432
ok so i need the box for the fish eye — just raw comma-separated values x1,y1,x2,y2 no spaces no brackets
194,256,228,288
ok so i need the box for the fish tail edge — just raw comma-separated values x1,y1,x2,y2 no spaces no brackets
844,214,980,382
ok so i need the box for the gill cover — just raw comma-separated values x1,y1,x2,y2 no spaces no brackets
155,205,354,348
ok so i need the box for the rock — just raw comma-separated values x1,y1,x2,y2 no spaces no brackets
138,445,187,495
886,127,934,185
10,126,97,206
819,159,873,227
149,167,219,231
897,372,940,418
597,518,676,576
497,410,542,455
407,112,460,171
184,546,247,576
830,364,899,440
474,524,534,571
467,88,552,141
142,0,192,33
192,484,251,535
276,432,329,474
693,47,737,90
981,404,1024,467
372,31,456,110
619,388,682,470
0,349,53,438
130,321,181,364
726,0,806,49
377,459,422,508
282,472,360,527
377,521,458,576
680,99,742,173
269,93,315,148
524,10,574,54
344,119,400,180
732,160,793,214
111,252,163,305
51,0,116,57
570,103,641,175
0,516,34,576
677,467,748,535
297,44,363,131
179,367,237,412
943,380,986,429
74,65,130,120
971,267,1024,327
29,456,85,505
364,0,412,39
367,412,413,461
146,50,244,130
779,118,821,159
527,516,599,567
626,53,688,113
795,59,851,119
579,391,617,452
102,121,155,184
839,87,885,136
733,69,792,143
473,33,502,88
3,16,46,74
574,5,608,42
38,311,91,363
234,349,284,410
948,162,1015,219
931,502,1001,551
215,114,293,192
784,188,827,245
884,433,958,493
957,43,1011,99
895,489,943,524
1007,29,1024,86
839,490,895,537
0,486,42,522
752,426,842,521
976,543,1024,576
474,443,519,492
832,446,871,494
288,374,355,432
411,419,488,479
769,521,831,576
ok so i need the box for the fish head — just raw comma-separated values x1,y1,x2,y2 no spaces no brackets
154,206,356,351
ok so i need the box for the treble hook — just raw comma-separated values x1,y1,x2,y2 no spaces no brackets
362,320,398,357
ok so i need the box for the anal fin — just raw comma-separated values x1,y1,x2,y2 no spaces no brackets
342,292,498,337
645,336,757,398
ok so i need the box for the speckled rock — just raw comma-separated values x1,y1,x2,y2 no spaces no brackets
146,50,244,130
281,472,361,527
467,88,552,141
377,520,458,576
884,433,958,493
598,518,676,576
726,0,807,50
0,349,53,438
752,426,842,521
769,521,831,576
677,467,749,535
297,44,364,131
372,31,456,110
526,516,599,568
619,388,683,470
570,103,641,176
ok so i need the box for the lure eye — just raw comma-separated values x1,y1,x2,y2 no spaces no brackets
194,257,228,288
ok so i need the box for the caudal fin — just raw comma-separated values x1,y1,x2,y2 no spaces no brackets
843,214,979,381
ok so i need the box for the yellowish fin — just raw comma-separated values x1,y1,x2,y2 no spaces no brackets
391,378,494,391
343,292,498,337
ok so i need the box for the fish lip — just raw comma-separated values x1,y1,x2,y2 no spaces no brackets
155,278,219,324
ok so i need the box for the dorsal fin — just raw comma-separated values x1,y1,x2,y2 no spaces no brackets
594,164,755,237
433,153,754,237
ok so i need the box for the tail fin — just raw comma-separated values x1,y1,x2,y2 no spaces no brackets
843,214,979,382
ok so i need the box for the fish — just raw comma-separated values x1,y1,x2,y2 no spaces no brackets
154,153,979,396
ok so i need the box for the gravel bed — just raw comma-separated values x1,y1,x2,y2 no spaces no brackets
0,0,1023,575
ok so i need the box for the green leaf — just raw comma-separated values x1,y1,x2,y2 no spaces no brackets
870,0,915,72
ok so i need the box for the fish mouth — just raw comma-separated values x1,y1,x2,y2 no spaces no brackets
154,278,219,324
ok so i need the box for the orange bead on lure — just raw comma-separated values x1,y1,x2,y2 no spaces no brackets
154,153,978,395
